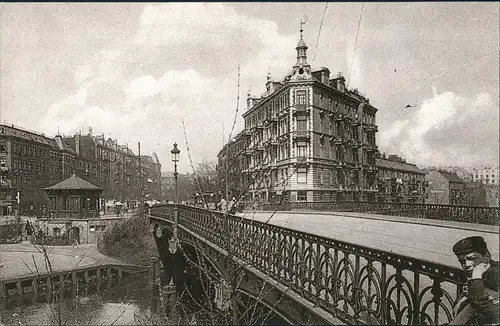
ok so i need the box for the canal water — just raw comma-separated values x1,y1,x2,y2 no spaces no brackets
1,271,289,325
0,273,156,325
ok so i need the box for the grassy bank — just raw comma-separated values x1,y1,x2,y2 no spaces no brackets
97,213,158,266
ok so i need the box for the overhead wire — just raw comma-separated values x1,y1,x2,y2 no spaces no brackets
347,2,364,87
312,2,329,62
387,78,500,112
377,50,498,98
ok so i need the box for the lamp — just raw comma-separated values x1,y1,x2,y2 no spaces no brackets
169,143,181,254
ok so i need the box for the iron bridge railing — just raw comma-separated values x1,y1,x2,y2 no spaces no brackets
151,204,467,325
261,201,499,226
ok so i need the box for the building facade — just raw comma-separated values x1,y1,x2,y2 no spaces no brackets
375,154,427,203
472,167,498,185
425,170,466,205
0,124,62,216
0,123,161,216
241,29,378,203
141,154,162,201
217,130,250,200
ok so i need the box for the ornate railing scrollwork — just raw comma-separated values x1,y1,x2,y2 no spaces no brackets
262,201,499,226
150,204,468,325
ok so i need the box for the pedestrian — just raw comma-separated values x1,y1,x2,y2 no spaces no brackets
228,197,237,214
449,236,499,325
25,220,33,243
218,197,227,213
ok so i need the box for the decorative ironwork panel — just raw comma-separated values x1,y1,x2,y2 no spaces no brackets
151,204,469,325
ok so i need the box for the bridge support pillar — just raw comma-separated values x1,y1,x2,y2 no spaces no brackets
150,256,159,312
161,279,177,315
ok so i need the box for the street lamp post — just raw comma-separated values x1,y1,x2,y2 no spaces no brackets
169,143,180,254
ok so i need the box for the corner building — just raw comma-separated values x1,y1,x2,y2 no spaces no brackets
242,30,379,203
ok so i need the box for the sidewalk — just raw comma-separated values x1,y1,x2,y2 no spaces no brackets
246,209,499,234
0,243,130,281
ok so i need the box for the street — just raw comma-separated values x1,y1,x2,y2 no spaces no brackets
237,210,499,268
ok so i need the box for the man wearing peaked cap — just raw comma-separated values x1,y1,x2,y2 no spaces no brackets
449,236,499,325
452,236,489,256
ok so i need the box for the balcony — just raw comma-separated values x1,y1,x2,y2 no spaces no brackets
265,116,278,125
294,104,310,115
269,138,279,146
364,165,378,173
351,163,362,170
293,130,310,141
333,137,345,145
255,123,264,130
244,129,253,137
0,166,9,173
335,161,346,169
334,113,344,121
296,156,307,163
0,180,12,188
278,133,290,140
364,123,378,132
365,144,378,152
350,140,362,148
351,119,361,127
256,143,265,151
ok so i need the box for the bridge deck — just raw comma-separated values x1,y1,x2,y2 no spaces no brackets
238,210,499,268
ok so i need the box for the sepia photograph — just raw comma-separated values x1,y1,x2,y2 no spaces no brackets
0,2,498,325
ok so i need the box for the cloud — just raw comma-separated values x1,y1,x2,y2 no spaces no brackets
34,3,301,173
379,91,499,166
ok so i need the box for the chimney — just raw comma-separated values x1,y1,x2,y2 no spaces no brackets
75,134,81,156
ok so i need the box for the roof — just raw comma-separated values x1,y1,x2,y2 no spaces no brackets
55,136,76,154
141,155,154,164
296,37,307,48
0,123,58,148
376,158,424,175
45,174,103,191
439,170,465,184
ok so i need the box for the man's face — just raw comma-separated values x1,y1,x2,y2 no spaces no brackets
456,251,489,273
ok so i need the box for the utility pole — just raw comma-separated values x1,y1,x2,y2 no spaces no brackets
139,142,144,218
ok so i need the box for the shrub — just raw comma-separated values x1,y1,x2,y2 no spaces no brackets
0,223,22,244
98,213,157,266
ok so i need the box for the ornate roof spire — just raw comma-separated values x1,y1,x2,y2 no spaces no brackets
267,67,271,82
295,19,308,66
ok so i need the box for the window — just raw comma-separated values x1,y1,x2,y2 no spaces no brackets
297,191,307,201
297,167,307,183
297,142,307,157
296,90,307,105
323,169,329,186
330,169,337,185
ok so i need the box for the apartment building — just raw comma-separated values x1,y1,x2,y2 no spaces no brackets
0,123,161,216
241,28,379,203
375,154,427,203
472,167,498,185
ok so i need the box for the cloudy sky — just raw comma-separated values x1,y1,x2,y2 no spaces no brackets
1,2,498,173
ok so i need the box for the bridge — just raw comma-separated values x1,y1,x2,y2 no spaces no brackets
149,203,498,325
